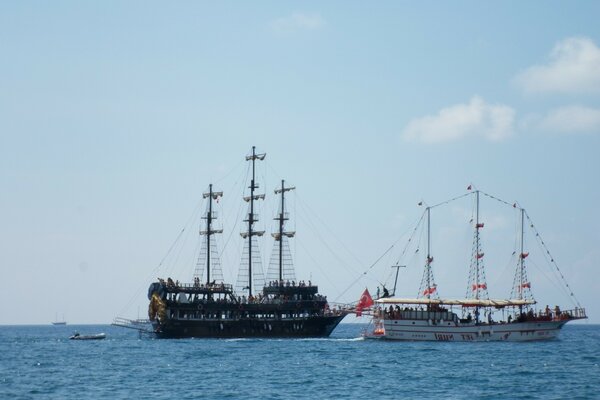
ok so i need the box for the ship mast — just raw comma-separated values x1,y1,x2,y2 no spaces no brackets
468,189,490,322
419,205,437,300
474,190,481,323
426,206,432,299
475,190,480,300
274,180,295,281
519,207,524,300
201,184,223,284
243,146,266,296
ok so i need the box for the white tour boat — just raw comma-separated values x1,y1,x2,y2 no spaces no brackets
363,188,587,342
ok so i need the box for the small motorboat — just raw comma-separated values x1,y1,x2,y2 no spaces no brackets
69,332,106,340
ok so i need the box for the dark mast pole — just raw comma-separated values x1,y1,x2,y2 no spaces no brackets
201,184,223,285
244,146,266,297
426,206,431,299
391,265,406,297
207,184,213,284
249,147,256,296
273,180,295,283
279,180,285,281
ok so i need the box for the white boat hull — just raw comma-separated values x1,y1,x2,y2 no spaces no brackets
381,319,569,342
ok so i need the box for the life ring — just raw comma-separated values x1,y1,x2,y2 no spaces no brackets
197,304,203,311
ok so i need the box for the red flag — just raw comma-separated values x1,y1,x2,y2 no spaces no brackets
472,283,487,291
476,223,484,229
476,252,485,259
520,252,529,259
521,282,531,288
423,286,437,296
356,288,374,317
427,256,434,263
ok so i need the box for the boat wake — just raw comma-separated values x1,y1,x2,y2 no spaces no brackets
224,337,364,343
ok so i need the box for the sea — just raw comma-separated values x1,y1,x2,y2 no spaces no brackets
1,323,598,399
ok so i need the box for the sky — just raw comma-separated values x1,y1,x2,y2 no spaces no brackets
1,1,599,325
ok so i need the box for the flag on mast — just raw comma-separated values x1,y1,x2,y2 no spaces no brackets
356,288,374,317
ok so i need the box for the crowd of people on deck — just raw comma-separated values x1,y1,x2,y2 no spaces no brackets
512,305,573,322
158,277,316,291
158,277,229,291
375,303,573,324
267,280,312,287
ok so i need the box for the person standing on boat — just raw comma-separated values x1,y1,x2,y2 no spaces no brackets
382,286,389,298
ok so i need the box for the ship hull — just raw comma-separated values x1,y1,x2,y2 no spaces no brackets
380,319,570,342
152,315,346,339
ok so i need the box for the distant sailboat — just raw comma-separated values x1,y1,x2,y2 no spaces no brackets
52,313,67,326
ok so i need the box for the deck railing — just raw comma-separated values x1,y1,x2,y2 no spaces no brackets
557,307,586,320
164,282,234,292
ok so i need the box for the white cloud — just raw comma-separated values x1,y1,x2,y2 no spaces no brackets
270,13,325,32
402,96,516,144
515,37,600,94
537,105,600,134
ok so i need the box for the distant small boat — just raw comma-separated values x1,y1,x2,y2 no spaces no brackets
52,313,67,326
69,333,106,340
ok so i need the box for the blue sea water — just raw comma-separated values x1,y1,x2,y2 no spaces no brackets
1,323,599,399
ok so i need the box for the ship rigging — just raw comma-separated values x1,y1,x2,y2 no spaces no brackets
116,147,347,338
359,187,586,341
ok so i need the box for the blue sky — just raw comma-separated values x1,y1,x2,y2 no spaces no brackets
1,1,599,324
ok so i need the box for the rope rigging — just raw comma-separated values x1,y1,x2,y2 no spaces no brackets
347,187,582,310
524,210,582,308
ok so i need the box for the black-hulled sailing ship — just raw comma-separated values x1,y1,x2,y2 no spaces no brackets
146,147,347,338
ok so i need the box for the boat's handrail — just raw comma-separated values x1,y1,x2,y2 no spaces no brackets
558,307,587,320
164,282,234,292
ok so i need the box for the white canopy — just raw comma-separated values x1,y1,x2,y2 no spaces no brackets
375,297,536,307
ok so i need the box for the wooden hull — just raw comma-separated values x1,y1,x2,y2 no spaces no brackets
152,315,346,339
